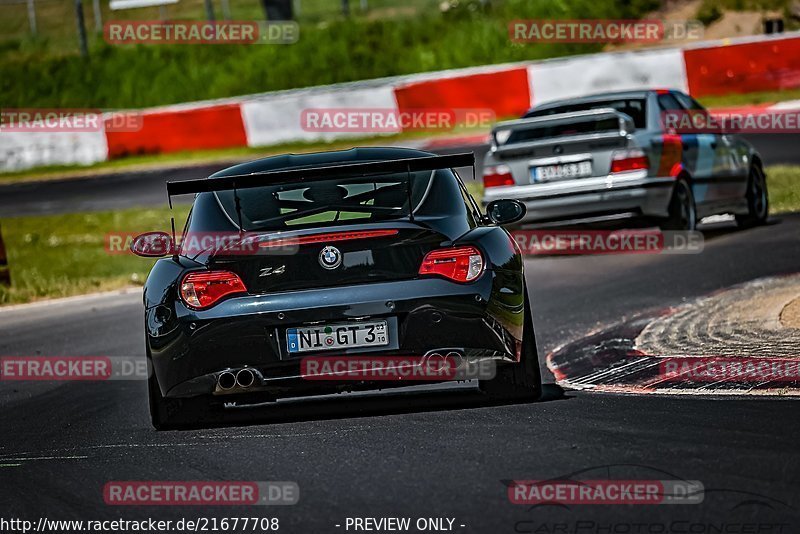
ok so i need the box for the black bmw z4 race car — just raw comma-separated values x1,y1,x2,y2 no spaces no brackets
132,147,540,429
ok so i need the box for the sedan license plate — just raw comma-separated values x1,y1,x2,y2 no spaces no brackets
287,321,388,353
532,161,592,182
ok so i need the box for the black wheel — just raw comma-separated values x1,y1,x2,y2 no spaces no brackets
479,290,541,401
736,164,769,228
660,178,696,231
147,349,211,430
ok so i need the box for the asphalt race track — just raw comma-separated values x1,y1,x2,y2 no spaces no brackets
1,132,796,217
1,210,799,530
1,132,800,530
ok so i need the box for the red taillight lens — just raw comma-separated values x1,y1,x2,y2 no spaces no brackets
419,246,484,283
180,271,247,309
610,149,649,174
483,164,514,188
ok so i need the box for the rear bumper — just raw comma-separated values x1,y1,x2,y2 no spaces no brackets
147,274,524,398
482,171,675,224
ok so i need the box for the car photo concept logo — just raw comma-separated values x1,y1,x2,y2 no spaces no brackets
318,245,342,270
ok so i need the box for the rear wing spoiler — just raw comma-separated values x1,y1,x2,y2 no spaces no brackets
491,108,635,152
163,151,475,239
166,152,475,197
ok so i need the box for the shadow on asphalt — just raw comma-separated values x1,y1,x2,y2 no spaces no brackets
163,383,571,431
700,215,783,241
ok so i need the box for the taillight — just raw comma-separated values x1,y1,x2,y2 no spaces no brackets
419,246,484,283
180,271,247,309
610,149,649,174
483,164,514,188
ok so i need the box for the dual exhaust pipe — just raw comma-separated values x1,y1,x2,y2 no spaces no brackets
217,368,259,391
424,350,465,368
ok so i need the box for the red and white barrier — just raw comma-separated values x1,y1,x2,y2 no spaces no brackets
105,103,247,159
394,66,531,119
528,48,687,106
684,34,800,96
3,32,800,173
241,85,399,146
0,131,108,173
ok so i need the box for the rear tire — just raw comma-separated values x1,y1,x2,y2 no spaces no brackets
659,178,696,231
736,164,768,228
147,350,212,430
479,291,541,401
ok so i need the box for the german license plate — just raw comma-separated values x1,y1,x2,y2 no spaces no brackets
532,161,592,182
287,321,388,353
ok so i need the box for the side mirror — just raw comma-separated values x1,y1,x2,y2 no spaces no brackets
130,231,174,257
485,199,526,226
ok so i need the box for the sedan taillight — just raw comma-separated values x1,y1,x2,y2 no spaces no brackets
419,246,484,283
180,271,247,309
483,164,514,188
610,149,649,174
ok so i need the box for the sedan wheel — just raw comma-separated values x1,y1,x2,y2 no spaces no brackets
660,179,696,231
736,164,769,228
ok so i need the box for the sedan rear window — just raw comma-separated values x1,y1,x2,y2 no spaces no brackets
213,170,439,232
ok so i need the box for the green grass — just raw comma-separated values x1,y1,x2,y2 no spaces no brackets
696,0,795,25
1,0,441,52
0,205,189,305
766,165,800,214
0,163,795,306
698,88,800,108
0,0,659,109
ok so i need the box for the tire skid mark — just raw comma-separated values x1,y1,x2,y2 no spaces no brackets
547,275,800,396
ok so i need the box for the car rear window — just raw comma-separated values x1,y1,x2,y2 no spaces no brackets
525,98,647,129
212,169,440,232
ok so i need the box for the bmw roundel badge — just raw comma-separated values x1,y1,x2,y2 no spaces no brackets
319,245,342,270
